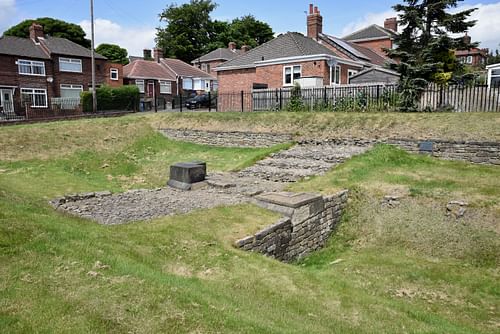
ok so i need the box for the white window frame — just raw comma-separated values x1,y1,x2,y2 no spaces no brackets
283,65,302,86
330,65,341,85
60,84,83,98
183,78,193,90
21,88,48,108
59,57,82,73
347,69,358,84
488,67,500,88
110,68,119,81
159,80,172,94
135,80,145,93
466,56,473,64
17,59,46,76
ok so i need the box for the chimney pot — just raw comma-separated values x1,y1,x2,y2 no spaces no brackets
228,42,237,51
241,45,250,53
314,6,318,14
309,4,313,14
307,4,323,40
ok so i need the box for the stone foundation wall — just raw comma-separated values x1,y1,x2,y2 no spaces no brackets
160,129,293,148
300,138,500,165
236,190,348,262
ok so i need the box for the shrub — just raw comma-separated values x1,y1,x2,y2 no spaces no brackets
81,85,140,112
286,83,305,112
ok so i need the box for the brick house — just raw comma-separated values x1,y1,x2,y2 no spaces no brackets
342,18,398,56
126,48,216,95
191,42,248,78
123,57,176,111
215,4,397,98
0,23,117,119
455,34,488,67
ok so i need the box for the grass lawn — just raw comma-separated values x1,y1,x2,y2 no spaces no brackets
1,114,499,333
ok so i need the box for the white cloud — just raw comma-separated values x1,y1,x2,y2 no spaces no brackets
80,18,156,57
0,0,16,32
340,2,500,51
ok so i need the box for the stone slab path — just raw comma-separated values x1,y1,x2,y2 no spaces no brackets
52,132,371,225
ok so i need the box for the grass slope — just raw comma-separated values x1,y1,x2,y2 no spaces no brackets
1,116,499,333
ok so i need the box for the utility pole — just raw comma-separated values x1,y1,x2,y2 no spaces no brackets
90,0,97,113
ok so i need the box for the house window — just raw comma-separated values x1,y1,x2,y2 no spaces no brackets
135,80,145,93
183,78,193,90
201,63,207,71
59,57,82,72
21,88,48,108
206,64,210,73
60,84,83,98
331,65,341,85
18,59,45,76
347,70,358,84
466,56,473,64
159,80,172,94
284,65,301,86
110,68,119,81
490,68,500,88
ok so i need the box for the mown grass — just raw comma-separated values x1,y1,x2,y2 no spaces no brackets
1,116,499,333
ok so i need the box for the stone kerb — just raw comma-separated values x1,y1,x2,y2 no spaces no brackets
235,190,348,262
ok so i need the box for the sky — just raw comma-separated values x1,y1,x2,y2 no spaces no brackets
1,0,499,56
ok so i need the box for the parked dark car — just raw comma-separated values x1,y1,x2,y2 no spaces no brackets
185,94,212,109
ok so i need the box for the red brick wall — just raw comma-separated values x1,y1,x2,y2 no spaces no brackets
104,63,124,87
52,55,107,96
352,39,393,57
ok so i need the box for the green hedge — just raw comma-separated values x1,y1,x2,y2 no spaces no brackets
81,85,140,112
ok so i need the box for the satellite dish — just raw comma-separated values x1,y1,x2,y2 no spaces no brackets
327,58,337,67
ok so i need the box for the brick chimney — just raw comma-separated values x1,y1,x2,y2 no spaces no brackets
228,42,237,51
307,4,323,40
463,33,472,45
29,23,44,42
241,45,250,53
143,49,152,60
384,17,398,32
153,48,164,63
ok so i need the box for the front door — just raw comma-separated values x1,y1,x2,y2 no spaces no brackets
0,89,14,114
147,82,154,98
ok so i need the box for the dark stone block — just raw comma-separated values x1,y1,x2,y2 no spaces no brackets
419,141,434,153
168,161,207,190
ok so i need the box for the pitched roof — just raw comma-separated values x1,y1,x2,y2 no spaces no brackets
343,24,397,42
160,58,215,79
123,60,176,81
41,37,106,59
191,48,241,63
0,36,50,59
350,66,400,79
217,32,339,70
0,35,106,60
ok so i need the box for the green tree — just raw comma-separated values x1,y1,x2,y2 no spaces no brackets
388,0,477,111
96,44,129,65
156,0,218,62
3,17,91,48
155,1,274,62
227,15,274,48
487,48,500,65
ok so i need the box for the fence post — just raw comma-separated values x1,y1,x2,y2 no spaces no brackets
241,90,244,112
208,92,211,112
439,85,444,109
323,86,327,105
279,89,283,110
180,95,183,113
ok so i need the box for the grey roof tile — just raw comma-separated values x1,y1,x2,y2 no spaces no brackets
0,36,50,59
192,48,241,63
343,25,397,41
41,37,106,59
217,32,338,69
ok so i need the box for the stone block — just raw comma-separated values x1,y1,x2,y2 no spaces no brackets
168,162,207,190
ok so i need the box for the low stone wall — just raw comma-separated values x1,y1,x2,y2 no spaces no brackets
236,190,348,262
300,138,500,165
160,129,293,148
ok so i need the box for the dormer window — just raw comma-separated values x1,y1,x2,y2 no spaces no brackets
18,59,45,76
59,57,82,73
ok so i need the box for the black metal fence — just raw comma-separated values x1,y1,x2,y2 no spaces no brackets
214,83,500,113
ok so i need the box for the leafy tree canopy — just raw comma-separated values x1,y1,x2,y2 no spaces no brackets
156,0,274,62
3,17,91,48
388,0,477,110
96,44,129,65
